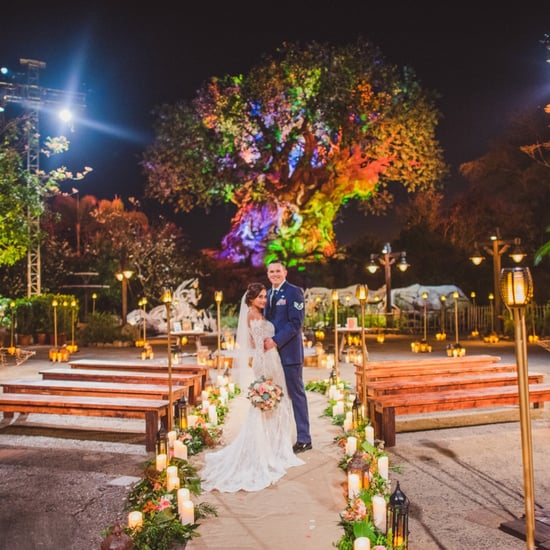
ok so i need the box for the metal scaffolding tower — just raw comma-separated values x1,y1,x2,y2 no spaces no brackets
0,58,86,296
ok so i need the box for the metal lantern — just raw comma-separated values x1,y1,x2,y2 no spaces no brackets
387,481,409,549
347,451,368,492
351,393,362,429
176,395,189,430
500,266,533,308
156,426,167,456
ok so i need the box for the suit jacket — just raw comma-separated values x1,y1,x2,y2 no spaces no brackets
265,281,305,366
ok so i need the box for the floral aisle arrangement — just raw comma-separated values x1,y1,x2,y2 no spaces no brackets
305,378,404,550
101,383,237,549
247,375,284,411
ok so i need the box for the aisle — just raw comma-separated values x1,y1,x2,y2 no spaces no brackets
187,389,346,550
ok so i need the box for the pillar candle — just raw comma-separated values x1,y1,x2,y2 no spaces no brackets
167,475,180,491
155,453,167,471
208,404,218,425
348,472,360,499
177,488,190,514
346,436,357,456
173,440,188,460
187,414,198,428
228,382,235,394
167,430,177,448
365,425,375,446
377,456,389,480
201,390,209,402
180,500,194,525
217,374,224,386
166,465,178,478
128,511,143,529
344,411,353,432
353,537,370,550
372,494,387,532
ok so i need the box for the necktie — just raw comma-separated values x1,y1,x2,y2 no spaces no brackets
270,288,278,307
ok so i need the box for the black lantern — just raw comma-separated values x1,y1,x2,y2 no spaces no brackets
156,426,167,456
176,395,189,430
387,481,409,549
329,367,336,387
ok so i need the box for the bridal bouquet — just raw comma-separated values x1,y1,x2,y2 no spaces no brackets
247,375,283,411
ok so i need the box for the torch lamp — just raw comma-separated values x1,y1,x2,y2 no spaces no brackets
214,290,223,374
52,299,58,349
92,292,97,314
355,284,368,408
500,266,535,549
8,301,16,354
161,287,174,431
138,297,148,346
331,290,340,382
387,481,410,549
67,299,78,353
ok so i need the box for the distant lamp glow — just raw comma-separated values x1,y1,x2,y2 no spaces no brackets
508,238,527,264
331,290,339,382
355,284,368,407
397,253,410,272
469,242,485,266
214,291,223,374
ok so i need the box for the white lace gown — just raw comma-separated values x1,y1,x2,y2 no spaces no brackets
200,319,304,492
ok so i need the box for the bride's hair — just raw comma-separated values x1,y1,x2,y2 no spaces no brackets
245,282,266,306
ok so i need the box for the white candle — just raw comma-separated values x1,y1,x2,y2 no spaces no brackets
217,374,224,386
187,414,198,428
348,472,360,499
333,401,345,416
201,390,209,402
372,494,387,532
346,436,357,456
167,475,180,491
353,537,370,550
365,425,375,446
228,382,235,394
208,404,218,425
155,453,167,471
128,510,143,529
377,456,389,480
344,411,353,431
173,440,188,460
180,500,194,525
166,465,178,478
167,430,177,448
177,488,190,514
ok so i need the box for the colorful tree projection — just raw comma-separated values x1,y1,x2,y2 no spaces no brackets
143,40,447,267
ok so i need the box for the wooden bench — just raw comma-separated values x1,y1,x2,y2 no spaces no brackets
1,379,189,401
372,383,550,447
69,358,209,389
0,393,169,451
364,371,545,424
40,368,203,404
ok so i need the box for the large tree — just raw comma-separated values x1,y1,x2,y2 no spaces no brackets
143,39,447,267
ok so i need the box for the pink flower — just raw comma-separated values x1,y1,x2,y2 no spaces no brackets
156,496,172,512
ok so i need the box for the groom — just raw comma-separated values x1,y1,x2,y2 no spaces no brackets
264,260,312,453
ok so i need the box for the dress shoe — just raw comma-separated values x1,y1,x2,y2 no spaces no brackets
293,441,312,453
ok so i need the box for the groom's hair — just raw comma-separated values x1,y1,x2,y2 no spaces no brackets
245,282,266,306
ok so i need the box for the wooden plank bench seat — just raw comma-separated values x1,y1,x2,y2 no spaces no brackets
355,354,501,390
0,393,169,451
40,368,203,404
69,358,209,388
372,383,550,447
1,379,189,401
365,371,545,423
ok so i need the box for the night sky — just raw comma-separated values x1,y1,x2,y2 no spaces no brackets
1,3,548,248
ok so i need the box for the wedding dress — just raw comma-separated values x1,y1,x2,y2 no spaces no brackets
200,319,304,492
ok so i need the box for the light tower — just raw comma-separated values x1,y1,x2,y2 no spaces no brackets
0,59,86,296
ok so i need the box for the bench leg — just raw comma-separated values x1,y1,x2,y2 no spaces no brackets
380,406,396,447
144,411,159,452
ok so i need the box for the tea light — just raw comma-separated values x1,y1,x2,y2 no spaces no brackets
180,500,194,525
155,453,167,471
173,440,188,460
128,511,143,529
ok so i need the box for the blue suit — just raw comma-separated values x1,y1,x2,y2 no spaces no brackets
265,281,311,444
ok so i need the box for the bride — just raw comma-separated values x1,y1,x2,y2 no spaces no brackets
200,282,304,492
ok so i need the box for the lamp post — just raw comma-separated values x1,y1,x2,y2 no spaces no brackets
138,297,148,345
470,229,525,334
52,299,58,349
356,284,368,408
470,291,479,337
214,291,223,375
161,288,174,432
488,293,495,334
436,295,447,341
367,243,409,327
115,270,134,325
500,266,535,549
67,299,77,353
9,301,16,354
331,290,339,382
422,291,429,342
92,292,97,314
